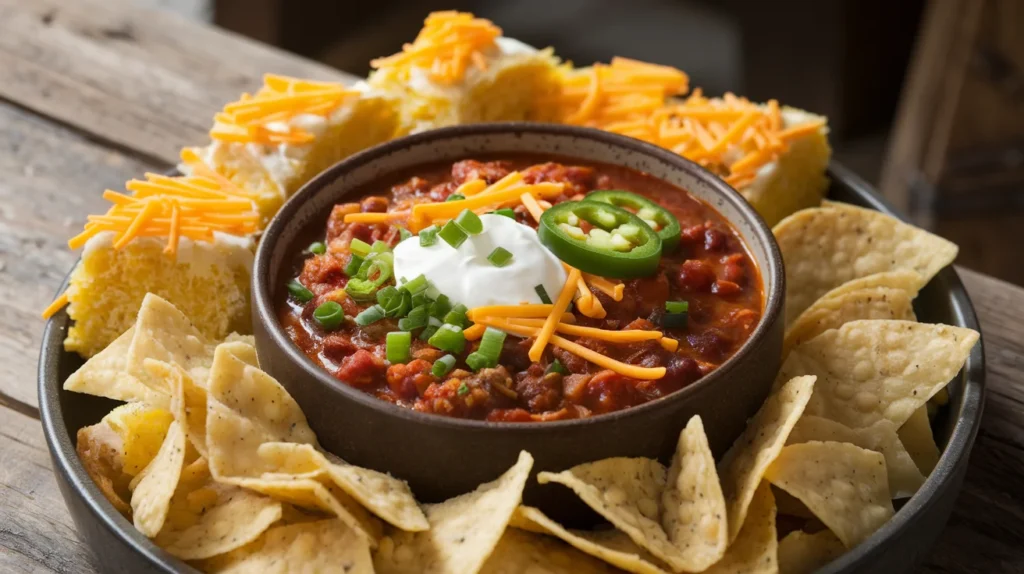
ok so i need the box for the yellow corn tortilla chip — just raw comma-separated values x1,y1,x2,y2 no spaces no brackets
511,506,669,574
788,415,925,498
815,270,924,304
374,451,533,574
765,441,894,547
200,519,373,574
144,359,210,457
898,406,941,475
479,528,621,574
126,293,220,389
778,320,979,428
103,402,175,476
784,287,917,356
718,375,815,542
702,481,777,574
206,342,318,480
131,421,186,537
661,415,728,570
772,486,814,519
76,420,133,517
777,529,846,574
154,458,283,560
64,327,169,407
257,442,427,532
773,202,958,324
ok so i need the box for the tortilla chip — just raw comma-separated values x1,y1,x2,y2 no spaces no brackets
201,519,373,573
788,415,925,498
76,421,133,516
784,287,916,355
661,415,728,570
765,441,894,547
777,529,846,574
257,442,427,532
64,327,169,407
479,528,621,574
153,458,283,560
511,506,669,574
102,402,175,476
814,270,924,304
778,320,978,428
898,406,941,475
131,421,186,537
702,482,777,574
718,375,815,542
206,342,318,480
126,294,220,389
143,359,210,457
772,487,814,519
375,451,533,574
773,202,958,324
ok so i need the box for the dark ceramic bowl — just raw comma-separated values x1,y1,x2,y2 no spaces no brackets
251,123,785,520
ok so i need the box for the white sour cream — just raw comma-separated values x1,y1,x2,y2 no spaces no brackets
393,214,568,309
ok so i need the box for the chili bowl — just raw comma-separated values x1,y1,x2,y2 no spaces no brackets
251,122,785,524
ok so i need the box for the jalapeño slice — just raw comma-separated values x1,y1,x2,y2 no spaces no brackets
583,190,681,251
538,201,662,278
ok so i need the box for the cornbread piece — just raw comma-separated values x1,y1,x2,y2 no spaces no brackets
182,74,399,224
367,11,560,133
45,173,257,357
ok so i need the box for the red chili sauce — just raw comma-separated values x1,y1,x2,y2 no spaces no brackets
278,157,763,422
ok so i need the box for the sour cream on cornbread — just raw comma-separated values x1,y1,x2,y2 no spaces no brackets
392,214,567,309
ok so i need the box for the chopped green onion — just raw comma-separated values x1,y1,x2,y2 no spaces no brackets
446,194,466,202
354,305,386,326
398,227,413,242
465,352,491,372
432,355,456,378
419,225,439,247
454,209,483,235
419,316,443,341
428,324,465,354
313,301,344,331
398,304,430,331
344,254,364,277
546,359,569,376
349,238,371,257
402,274,429,295
386,332,412,364
535,284,552,304
370,240,391,254
376,286,399,307
439,221,468,249
287,279,314,303
345,257,392,301
307,241,326,255
475,327,506,367
487,247,514,267
411,292,428,308
492,208,516,219
443,303,469,328
430,294,452,319
457,382,470,396
381,289,411,318
665,301,689,314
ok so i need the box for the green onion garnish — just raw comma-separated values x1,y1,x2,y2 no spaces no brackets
662,300,689,329
287,279,314,303
465,352,490,372
398,227,412,242
428,324,465,354
443,303,469,328
430,294,452,319
307,241,326,255
457,383,470,396
349,238,371,257
446,194,466,202
546,359,569,376
474,327,506,368
354,305,386,326
419,225,439,247
313,301,344,330
344,255,364,277
454,209,483,235
432,354,456,378
492,208,516,219
398,304,430,331
419,316,443,341
370,240,391,254
535,284,552,304
402,274,429,295
665,301,689,314
487,247,513,267
345,257,392,301
386,331,412,364
376,285,399,306
439,221,468,249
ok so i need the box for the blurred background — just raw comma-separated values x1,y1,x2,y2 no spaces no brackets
147,0,1024,286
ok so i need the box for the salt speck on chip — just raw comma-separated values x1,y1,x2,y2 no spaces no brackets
131,421,186,537
200,519,373,573
64,327,169,407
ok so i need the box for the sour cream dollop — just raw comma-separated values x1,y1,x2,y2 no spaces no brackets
393,214,568,309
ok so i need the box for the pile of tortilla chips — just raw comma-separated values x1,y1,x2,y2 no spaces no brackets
67,197,978,573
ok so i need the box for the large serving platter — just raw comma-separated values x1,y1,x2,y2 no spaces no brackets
38,162,984,574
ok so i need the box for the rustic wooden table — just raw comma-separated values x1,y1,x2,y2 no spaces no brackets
0,0,1021,572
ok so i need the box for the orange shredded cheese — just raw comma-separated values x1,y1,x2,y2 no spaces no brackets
370,11,502,85
529,268,580,362
467,305,576,322
210,74,356,145
342,212,410,224
41,292,69,320
463,323,487,341
455,179,488,196
502,317,661,343
409,180,565,231
583,273,625,301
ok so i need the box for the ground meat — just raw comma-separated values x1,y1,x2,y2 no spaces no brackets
514,364,563,413
300,255,347,294
582,370,645,414
522,162,596,196
428,182,458,202
389,176,431,202
500,337,534,372
677,259,716,292
386,359,435,400
414,366,517,419
562,374,592,403
451,160,513,185
321,333,357,364
552,346,589,374
334,349,385,387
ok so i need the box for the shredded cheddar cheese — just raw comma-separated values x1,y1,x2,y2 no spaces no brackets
370,11,502,85
342,212,410,224
529,268,580,362
41,292,69,320
408,179,565,231
502,317,661,343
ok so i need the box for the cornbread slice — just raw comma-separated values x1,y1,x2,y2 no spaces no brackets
181,75,400,225
46,173,257,358
367,11,561,134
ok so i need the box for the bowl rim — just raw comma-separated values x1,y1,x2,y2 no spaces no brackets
251,121,786,431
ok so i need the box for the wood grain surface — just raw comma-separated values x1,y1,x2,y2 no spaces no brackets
0,0,1022,572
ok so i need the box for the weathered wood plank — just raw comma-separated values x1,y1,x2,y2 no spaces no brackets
0,408,99,573
0,0,356,165
0,99,157,410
